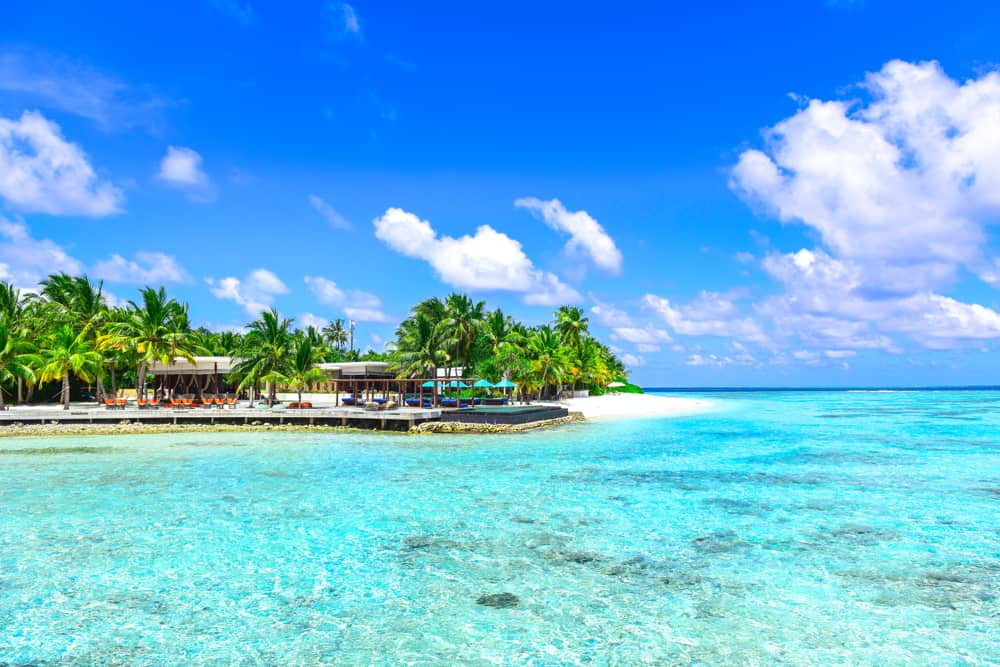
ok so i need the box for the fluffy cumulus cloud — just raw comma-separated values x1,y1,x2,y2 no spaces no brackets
157,146,215,201
611,326,672,353
642,292,770,346
515,197,623,274
308,194,351,230
620,353,645,368
93,251,189,284
373,207,581,306
207,268,288,316
590,298,634,328
731,59,1000,352
298,312,329,330
0,217,82,287
304,275,391,322
0,110,123,216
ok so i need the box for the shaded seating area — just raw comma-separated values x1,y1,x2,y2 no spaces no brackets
328,377,518,410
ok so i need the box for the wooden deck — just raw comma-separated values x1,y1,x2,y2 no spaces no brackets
0,407,443,432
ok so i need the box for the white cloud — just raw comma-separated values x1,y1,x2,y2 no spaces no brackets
324,1,361,36
0,110,123,216
590,300,634,328
760,247,1000,350
685,350,758,368
207,268,288,317
93,251,189,284
620,353,645,368
0,48,168,132
0,217,82,288
298,312,329,330
373,207,581,306
730,59,1000,352
304,275,392,322
515,197,623,274
157,146,215,201
642,292,770,345
308,194,351,230
611,326,672,352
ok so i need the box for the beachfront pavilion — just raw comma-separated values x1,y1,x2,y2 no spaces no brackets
148,356,239,401
147,357,511,408
315,362,512,408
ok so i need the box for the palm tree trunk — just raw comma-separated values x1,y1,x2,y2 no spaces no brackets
62,373,70,410
0,384,6,410
137,361,147,399
16,377,23,405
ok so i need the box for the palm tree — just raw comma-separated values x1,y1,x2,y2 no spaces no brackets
0,282,32,404
99,287,199,398
232,308,294,406
38,325,102,410
480,308,524,381
0,320,37,410
575,337,613,390
555,306,590,350
523,325,568,400
393,311,447,378
441,293,485,376
35,273,109,400
37,273,108,333
270,337,326,406
322,319,349,352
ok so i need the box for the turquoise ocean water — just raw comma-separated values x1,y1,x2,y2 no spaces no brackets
1,390,998,664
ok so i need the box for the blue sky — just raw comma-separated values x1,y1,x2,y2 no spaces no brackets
3,1,1000,386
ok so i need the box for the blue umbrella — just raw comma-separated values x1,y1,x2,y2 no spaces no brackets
421,381,436,387
495,380,516,388
448,381,469,388
473,380,493,388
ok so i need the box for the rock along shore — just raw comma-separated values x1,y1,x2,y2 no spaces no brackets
409,412,585,434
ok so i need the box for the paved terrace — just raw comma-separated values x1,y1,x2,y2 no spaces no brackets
0,404,443,432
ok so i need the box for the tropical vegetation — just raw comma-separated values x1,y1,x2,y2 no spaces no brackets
0,274,632,408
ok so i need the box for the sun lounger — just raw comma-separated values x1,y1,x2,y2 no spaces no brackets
341,397,356,406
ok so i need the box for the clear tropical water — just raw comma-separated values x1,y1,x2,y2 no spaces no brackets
1,390,998,665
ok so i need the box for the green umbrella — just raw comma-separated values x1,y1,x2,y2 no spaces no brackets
473,380,493,388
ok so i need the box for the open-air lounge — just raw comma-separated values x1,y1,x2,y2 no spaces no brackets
136,358,519,411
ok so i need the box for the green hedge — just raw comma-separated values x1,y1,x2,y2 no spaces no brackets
589,382,643,396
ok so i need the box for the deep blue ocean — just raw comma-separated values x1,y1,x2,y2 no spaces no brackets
1,390,997,664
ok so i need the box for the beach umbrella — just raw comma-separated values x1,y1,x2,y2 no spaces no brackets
471,379,492,405
421,381,436,387
495,379,516,403
448,380,469,388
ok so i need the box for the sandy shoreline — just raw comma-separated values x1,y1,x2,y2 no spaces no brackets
552,392,712,420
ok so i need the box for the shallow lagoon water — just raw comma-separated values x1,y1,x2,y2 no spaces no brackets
1,391,998,664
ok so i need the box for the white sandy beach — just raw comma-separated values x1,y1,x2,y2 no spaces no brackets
554,392,712,420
